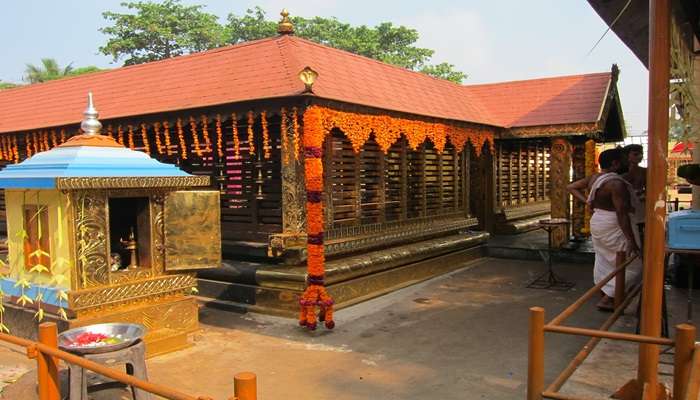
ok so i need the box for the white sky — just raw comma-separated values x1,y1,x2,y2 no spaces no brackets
0,1,649,134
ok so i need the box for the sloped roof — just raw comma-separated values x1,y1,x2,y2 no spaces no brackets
0,34,617,134
464,72,612,128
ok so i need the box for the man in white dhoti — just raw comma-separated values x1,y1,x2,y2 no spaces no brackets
567,148,642,311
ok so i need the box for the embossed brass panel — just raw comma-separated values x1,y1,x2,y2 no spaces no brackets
163,191,221,271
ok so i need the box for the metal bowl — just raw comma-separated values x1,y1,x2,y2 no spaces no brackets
58,323,145,355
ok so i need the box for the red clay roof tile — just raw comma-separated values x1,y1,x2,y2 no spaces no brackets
0,35,615,134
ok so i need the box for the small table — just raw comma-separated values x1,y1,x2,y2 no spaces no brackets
667,247,700,322
527,218,575,291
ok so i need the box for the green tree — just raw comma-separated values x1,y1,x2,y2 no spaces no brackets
0,81,20,90
100,0,225,65
24,59,104,84
100,3,467,83
24,58,74,83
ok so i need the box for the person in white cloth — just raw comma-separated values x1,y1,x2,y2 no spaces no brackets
567,148,642,311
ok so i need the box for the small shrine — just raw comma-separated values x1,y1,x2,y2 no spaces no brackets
0,94,221,355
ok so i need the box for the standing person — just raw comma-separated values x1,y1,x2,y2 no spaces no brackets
622,144,646,241
567,148,642,311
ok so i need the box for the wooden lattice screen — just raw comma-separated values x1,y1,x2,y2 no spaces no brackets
325,131,467,232
495,139,551,208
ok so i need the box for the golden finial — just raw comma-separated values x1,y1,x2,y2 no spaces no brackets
278,9,294,35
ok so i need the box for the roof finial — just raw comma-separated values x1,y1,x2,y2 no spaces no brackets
277,9,294,35
81,92,102,136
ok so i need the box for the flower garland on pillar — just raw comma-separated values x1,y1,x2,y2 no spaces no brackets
247,111,256,156
261,111,271,159
153,122,164,155
189,117,202,157
140,123,151,155
201,115,212,154
215,114,224,159
50,130,58,148
176,118,188,159
59,129,66,144
292,107,300,161
163,121,173,155
280,108,289,164
12,136,19,163
582,139,597,235
127,125,135,150
299,106,335,330
231,113,241,159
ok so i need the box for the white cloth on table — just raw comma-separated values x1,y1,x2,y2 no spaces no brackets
587,172,643,297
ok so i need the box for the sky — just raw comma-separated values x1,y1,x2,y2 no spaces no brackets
0,0,649,135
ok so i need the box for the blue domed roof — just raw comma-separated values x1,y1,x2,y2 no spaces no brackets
0,140,198,189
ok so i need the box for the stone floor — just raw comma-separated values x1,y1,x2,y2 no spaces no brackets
0,255,696,400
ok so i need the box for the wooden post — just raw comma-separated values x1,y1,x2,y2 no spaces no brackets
673,324,696,400
638,0,670,395
37,322,60,400
614,252,627,310
527,307,545,400
685,344,700,400
234,372,257,400
549,137,571,248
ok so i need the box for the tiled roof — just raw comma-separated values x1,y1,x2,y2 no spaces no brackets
0,35,614,134
464,72,612,128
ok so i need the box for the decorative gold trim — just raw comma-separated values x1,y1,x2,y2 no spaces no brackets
503,123,599,139
69,274,196,311
73,191,110,289
56,176,210,190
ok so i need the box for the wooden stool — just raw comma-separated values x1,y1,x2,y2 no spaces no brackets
69,339,151,400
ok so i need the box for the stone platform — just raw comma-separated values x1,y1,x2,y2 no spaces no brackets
197,231,489,317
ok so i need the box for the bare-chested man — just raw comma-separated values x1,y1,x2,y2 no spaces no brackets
622,144,646,239
567,148,642,311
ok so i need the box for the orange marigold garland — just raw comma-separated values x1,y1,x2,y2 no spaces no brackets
280,108,288,164
42,131,49,151
117,125,125,146
12,136,19,163
246,111,256,156
292,107,300,161
32,132,40,153
215,114,224,159
201,115,212,154
107,125,114,141
163,121,173,155
299,106,334,331
176,118,188,159
189,117,202,157
153,122,163,155
127,125,135,150
59,129,66,144
231,113,241,159
50,130,58,148
140,123,151,155
25,133,32,158
261,111,271,159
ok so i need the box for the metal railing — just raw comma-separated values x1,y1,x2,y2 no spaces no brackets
527,252,698,400
668,197,692,212
0,322,257,400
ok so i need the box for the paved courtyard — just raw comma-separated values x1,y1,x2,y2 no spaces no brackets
2,256,687,399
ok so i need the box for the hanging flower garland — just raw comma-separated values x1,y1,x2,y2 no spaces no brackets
176,118,188,159
107,125,114,141
201,115,212,154
292,107,300,161
302,106,495,156
247,111,256,156
140,123,151,155
280,108,289,164
231,113,241,159
50,130,58,148
215,114,224,159
299,106,334,330
12,136,19,163
582,139,597,235
163,121,173,155
153,122,164,155
127,125,135,150
0,137,6,161
59,129,66,144
117,125,125,146
189,117,202,157
32,132,40,153
261,111,271,159
25,134,32,158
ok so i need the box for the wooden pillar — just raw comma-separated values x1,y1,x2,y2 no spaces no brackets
549,137,572,248
571,138,587,239
637,0,670,395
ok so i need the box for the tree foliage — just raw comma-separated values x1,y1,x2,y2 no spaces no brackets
0,81,20,90
23,59,104,84
100,0,225,65
100,2,467,82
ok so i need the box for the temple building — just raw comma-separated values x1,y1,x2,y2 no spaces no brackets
0,13,625,315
